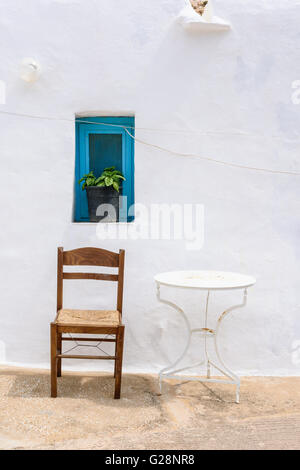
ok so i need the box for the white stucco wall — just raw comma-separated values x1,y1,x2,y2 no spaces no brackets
0,0,299,375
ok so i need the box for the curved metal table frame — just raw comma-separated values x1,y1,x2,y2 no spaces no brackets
155,271,256,404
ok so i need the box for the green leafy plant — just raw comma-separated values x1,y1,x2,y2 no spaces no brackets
79,167,125,193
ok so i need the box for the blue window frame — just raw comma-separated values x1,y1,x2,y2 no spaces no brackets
75,116,135,222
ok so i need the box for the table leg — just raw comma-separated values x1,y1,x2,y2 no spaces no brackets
213,288,248,403
156,283,248,403
204,291,210,379
156,284,196,394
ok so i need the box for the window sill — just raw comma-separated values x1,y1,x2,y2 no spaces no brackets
71,222,134,226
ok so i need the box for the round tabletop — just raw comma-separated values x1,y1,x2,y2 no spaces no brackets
155,270,256,290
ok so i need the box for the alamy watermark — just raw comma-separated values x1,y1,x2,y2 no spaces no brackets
291,80,300,104
291,340,300,365
95,200,204,251
0,340,6,362
0,80,6,105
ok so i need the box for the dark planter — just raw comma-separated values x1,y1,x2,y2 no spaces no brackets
86,186,120,222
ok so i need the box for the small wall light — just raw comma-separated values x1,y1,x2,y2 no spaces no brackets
20,58,41,83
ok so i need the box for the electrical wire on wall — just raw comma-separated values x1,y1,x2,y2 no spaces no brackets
0,109,299,177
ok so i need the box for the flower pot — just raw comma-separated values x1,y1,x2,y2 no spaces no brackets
86,186,120,222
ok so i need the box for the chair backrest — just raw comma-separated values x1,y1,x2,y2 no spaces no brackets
57,247,125,314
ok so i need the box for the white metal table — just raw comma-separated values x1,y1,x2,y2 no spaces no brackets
155,271,256,403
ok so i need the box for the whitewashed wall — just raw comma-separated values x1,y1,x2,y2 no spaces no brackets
0,0,299,375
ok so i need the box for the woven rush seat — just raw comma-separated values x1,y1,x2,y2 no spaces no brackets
56,309,121,327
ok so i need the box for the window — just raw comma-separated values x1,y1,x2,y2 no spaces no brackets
74,116,135,222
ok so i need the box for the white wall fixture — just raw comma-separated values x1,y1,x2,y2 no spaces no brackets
20,58,41,82
179,1,231,32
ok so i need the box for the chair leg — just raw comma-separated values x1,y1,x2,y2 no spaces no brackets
50,323,58,398
114,344,116,378
113,334,118,378
114,325,125,399
57,332,62,377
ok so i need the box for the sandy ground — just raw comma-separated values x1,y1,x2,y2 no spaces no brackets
0,366,299,450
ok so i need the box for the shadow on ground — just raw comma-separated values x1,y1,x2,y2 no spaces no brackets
8,371,157,405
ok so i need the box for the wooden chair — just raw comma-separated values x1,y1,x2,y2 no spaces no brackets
50,247,125,399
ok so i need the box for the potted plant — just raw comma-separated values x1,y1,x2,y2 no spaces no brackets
79,167,125,222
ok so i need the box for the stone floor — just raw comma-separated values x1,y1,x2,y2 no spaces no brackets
0,366,299,450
